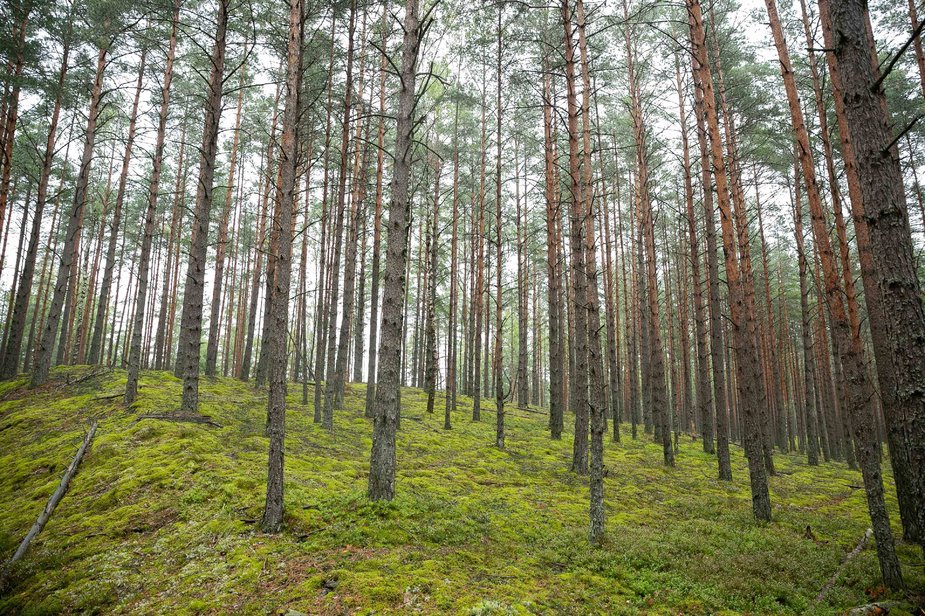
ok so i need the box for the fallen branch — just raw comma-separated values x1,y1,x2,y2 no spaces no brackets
93,392,124,401
815,528,873,603
135,414,222,428
1,421,98,589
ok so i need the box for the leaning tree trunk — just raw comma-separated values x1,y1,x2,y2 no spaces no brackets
32,45,108,388
826,0,925,560
368,0,420,502
764,0,902,586
688,0,770,518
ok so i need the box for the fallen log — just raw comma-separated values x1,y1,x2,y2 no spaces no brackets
815,528,873,603
2,421,98,588
135,413,222,428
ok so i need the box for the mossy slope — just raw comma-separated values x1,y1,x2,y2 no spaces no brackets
0,366,921,614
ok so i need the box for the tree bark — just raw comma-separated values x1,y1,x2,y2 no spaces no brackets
765,0,902,585
32,44,108,388
368,0,420,501
173,0,229,413
262,0,303,533
826,0,925,559
125,0,179,404
0,15,71,379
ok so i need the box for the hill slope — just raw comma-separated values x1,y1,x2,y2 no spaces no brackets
0,366,920,614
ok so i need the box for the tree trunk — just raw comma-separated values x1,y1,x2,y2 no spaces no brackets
262,0,303,533
321,0,357,429
792,164,820,466
32,45,108,388
205,72,245,377
365,3,389,418
826,0,925,559
125,0,179,404
0,16,71,379
88,49,146,366
543,48,564,440
368,0,420,501
562,0,589,475
688,0,770,517
765,0,902,585
173,0,228,413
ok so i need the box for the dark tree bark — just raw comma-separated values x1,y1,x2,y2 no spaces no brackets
765,0,902,585
173,0,229,413
826,0,925,560
262,0,303,533
368,0,420,501
562,0,589,475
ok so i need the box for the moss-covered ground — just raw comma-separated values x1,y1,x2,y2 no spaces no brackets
0,366,921,614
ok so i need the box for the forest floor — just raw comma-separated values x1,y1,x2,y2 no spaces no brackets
0,366,922,615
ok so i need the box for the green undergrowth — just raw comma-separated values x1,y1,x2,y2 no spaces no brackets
0,366,921,614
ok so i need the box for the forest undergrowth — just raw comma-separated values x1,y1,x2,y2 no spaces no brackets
0,365,922,615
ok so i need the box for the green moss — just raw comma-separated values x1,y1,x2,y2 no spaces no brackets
0,365,921,614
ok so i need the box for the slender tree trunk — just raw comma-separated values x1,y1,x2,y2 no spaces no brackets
88,50,146,365
493,6,505,450
241,89,279,381
793,165,820,466
688,0,769,515
321,0,357,429
562,0,589,475
424,156,441,415
206,72,245,377
0,17,71,379
0,6,30,265
262,0,303,533
543,49,564,440
445,90,460,430
368,0,420,501
365,3,389,418
173,0,228,412
32,45,108,387
153,120,187,370
126,0,179,403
